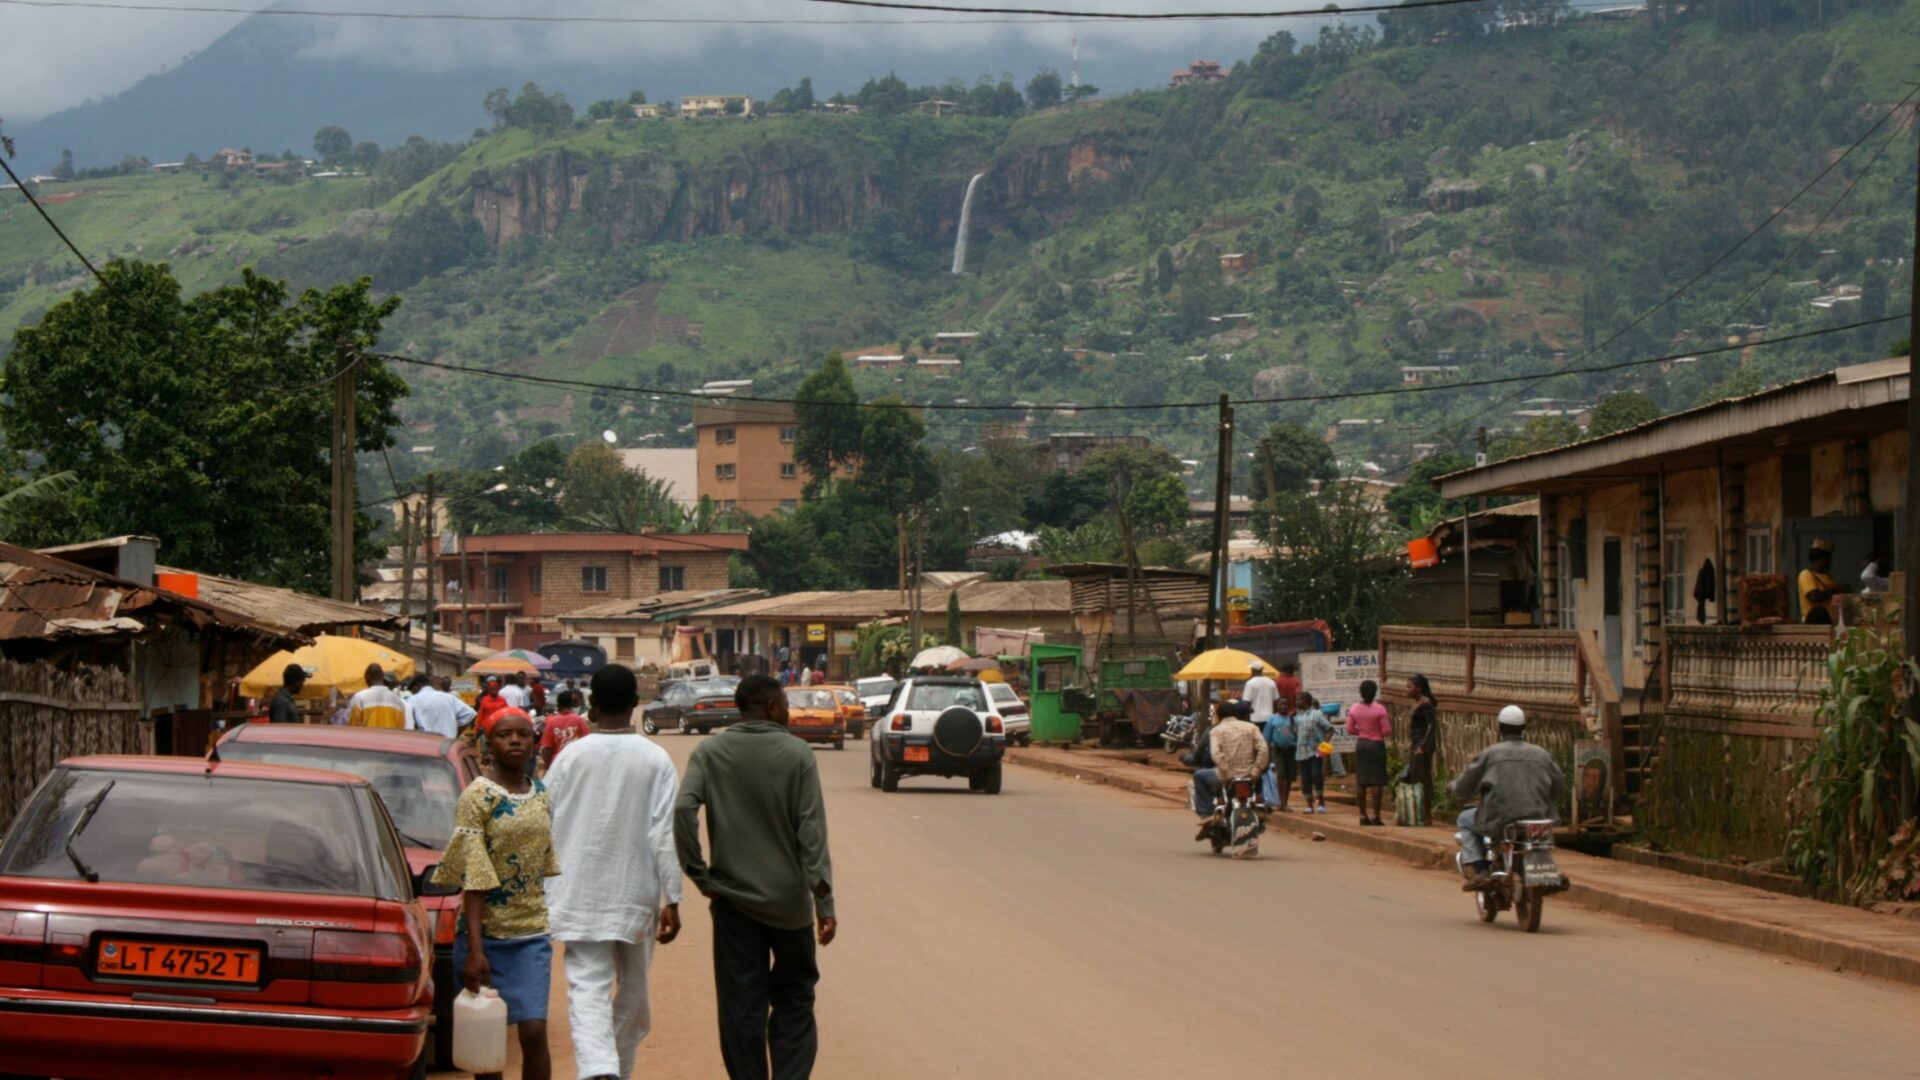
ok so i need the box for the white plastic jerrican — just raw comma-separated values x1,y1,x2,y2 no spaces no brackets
451,987,507,1072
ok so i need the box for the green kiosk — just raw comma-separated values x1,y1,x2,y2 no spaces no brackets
1027,643,1086,744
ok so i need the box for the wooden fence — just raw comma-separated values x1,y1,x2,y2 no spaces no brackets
1640,625,1834,861
0,660,141,835
1378,626,1621,796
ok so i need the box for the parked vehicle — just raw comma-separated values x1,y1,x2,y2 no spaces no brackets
856,676,897,723
985,682,1031,746
1458,818,1570,932
642,677,741,735
0,755,437,1079
666,659,720,683
870,676,1006,794
784,688,847,750
1159,712,1199,755
535,638,607,690
1196,773,1268,859
213,725,478,1069
816,684,867,739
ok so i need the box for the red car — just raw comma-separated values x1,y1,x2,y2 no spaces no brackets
215,724,477,1069
0,755,435,1079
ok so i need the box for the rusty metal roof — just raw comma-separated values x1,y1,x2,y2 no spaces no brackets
158,566,404,637
1437,358,1910,499
0,542,302,644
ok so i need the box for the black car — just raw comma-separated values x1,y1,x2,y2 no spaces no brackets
642,677,742,735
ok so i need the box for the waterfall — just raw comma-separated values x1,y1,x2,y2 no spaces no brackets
950,172,984,275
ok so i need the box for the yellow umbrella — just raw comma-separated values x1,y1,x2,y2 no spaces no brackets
1173,647,1267,682
239,635,416,699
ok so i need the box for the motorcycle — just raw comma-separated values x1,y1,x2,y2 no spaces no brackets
1457,818,1570,932
1195,774,1268,859
1160,712,1198,755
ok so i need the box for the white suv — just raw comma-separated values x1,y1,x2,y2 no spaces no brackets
869,676,1007,794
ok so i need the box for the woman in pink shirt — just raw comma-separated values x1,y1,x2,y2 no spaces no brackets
1346,679,1392,826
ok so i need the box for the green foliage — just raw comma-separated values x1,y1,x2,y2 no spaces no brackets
313,125,352,164
485,82,574,134
1025,69,1063,110
1384,451,1469,531
1490,416,1580,461
1586,391,1661,438
1252,486,1407,650
1249,421,1337,501
1786,629,1920,903
446,439,569,534
944,590,963,647
792,354,861,494
1,260,405,591
857,400,938,515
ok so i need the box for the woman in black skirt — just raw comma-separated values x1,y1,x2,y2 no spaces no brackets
1404,673,1438,821
1345,679,1391,826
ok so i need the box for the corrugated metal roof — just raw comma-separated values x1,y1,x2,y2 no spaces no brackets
0,543,302,644
158,566,403,636
1437,358,1910,499
559,588,767,621
907,580,1070,615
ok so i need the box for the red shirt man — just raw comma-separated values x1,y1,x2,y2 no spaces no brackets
539,690,592,767
1273,663,1301,717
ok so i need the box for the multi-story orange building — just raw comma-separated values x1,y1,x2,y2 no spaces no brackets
694,401,806,513
435,531,748,651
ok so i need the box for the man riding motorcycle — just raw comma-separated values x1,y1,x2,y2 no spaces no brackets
1191,701,1270,838
1447,705,1567,890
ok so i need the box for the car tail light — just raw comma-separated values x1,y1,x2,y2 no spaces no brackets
889,714,908,731
433,907,458,947
986,715,1003,734
0,910,47,963
312,930,421,984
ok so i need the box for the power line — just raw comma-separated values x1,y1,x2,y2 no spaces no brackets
805,0,1489,19
0,155,103,282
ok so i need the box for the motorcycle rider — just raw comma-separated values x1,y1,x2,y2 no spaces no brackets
1191,701,1270,839
1448,705,1567,890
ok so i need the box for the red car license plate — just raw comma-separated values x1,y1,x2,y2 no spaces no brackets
904,746,930,763
97,939,262,984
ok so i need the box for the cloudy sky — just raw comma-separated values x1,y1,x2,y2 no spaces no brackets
3,0,1337,123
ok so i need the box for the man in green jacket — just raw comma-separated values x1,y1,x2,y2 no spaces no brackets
676,673,836,1080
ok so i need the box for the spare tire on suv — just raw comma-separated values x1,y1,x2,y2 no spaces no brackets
933,706,984,757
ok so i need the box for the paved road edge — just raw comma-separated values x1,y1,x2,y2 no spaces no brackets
1006,750,1920,989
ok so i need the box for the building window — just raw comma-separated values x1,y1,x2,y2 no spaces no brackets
581,566,609,593
1744,524,1774,575
1663,531,1688,624
615,636,635,660
1556,541,1576,630
780,462,797,479
714,427,736,445
781,499,798,510
659,566,685,591
529,566,542,595
491,568,510,603
716,463,736,480
722,499,737,511
780,427,797,443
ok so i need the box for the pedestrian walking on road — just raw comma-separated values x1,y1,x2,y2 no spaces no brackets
1261,703,1298,812
475,677,509,734
544,664,684,1080
346,663,408,728
433,709,558,1080
269,663,306,723
676,673,837,1080
537,689,592,771
1272,660,1301,718
404,673,476,738
1240,662,1281,726
1346,680,1391,826
1405,674,1439,821
1293,693,1331,814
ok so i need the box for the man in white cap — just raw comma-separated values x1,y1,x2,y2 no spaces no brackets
1239,661,1281,727
1448,705,1566,888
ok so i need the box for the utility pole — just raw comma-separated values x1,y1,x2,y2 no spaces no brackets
329,345,358,602
1204,395,1231,651
398,503,416,654
422,474,437,677
1902,131,1919,820
458,529,471,651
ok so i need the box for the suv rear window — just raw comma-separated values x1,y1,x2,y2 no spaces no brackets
786,690,836,710
906,682,986,712
216,743,463,850
2,770,373,896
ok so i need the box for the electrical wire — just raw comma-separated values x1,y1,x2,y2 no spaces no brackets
805,0,1491,19
0,0,1493,22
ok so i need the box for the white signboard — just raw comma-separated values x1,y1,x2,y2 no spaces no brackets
1300,651,1380,706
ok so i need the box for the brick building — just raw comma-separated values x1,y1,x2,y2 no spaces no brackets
694,400,806,513
435,532,748,651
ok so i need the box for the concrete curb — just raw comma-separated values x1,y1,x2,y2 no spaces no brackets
1007,751,1920,988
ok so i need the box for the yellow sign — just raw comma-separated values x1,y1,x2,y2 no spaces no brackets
807,623,828,643
1226,587,1251,610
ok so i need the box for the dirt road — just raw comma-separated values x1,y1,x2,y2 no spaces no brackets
450,735,1920,1078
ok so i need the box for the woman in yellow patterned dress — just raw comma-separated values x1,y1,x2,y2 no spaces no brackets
433,708,559,1080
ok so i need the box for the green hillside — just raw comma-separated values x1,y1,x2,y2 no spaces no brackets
3,1,1916,488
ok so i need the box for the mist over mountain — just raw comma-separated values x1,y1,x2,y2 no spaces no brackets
12,6,1287,172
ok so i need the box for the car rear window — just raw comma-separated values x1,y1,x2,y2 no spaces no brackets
906,683,986,712
989,684,1021,705
2,770,373,896
786,690,835,710
857,677,896,699
216,743,463,851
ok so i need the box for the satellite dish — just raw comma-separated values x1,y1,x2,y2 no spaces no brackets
602,430,618,445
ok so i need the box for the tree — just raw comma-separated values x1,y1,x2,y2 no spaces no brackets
944,591,963,647
1586,392,1661,438
1253,487,1406,649
2,261,406,591
1249,421,1337,501
1490,416,1580,460
53,149,75,180
445,439,569,535
1066,83,1100,104
312,125,352,164
792,354,862,494
484,87,512,130
857,400,938,516
1384,451,1469,531
627,89,648,105
352,141,382,171
794,77,817,111
559,442,684,533
378,201,478,289
1025,68,1063,109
